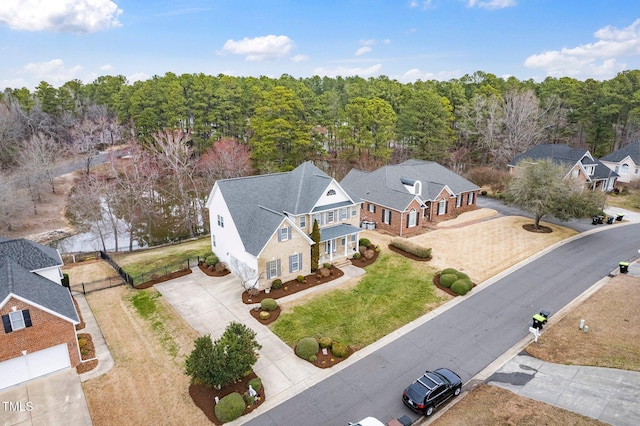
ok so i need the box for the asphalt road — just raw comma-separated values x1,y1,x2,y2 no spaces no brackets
245,223,640,425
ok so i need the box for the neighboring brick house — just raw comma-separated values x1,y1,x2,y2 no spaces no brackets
509,144,617,191
600,140,640,184
205,162,362,291
0,238,80,390
340,159,480,237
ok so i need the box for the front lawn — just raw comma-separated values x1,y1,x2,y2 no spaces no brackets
271,253,447,348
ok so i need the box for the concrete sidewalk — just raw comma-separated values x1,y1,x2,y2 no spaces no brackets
488,354,640,426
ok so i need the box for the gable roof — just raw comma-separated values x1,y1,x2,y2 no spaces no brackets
340,159,479,211
0,258,78,324
213,162,344,256
509,144,617,180
601,140,640,164
0,238,63,272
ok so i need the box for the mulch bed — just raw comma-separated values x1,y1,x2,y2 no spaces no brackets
387,244,432,262
311,345,355,369
349,246,380,267
199,262,231,277
523,224,553,233
249,306,281,325
189,372,264,425
73,296,86,330
433,273,477,297
242,266,345,304
76,332,98,374
134,268,193,289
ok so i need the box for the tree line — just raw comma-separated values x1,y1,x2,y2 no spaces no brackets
2,70,639,244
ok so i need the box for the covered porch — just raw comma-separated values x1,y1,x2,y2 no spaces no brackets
317,223,361,264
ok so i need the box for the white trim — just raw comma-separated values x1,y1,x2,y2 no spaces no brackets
0,294,79,325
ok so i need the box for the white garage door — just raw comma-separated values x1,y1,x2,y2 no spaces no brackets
0,344,70,390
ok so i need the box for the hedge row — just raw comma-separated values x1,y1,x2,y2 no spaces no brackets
389,238,432,258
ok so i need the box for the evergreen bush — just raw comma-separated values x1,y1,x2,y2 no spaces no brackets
271,279,283,289
260,298,278,311
248,377,262,393
454,271,469,280
296,275,305,283
439,273,458,288
295,337,319,361
205,254,219,266
317,336,332,349
441,267,459,275
214,392,245,423
389,238,432,258
451,279,472,296
353,252,361,260
331,341,349,358
359,238,371,247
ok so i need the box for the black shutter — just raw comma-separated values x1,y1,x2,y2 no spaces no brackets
381,209,385,222
373,205,376,213
389,211,392,224
406,214,410,228
2,314,12,333
23,310,32,328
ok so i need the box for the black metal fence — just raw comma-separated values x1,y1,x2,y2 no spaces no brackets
100,251,203,287
100,251,135,286
70,276,126,294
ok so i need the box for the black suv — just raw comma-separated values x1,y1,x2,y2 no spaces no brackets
402,368,462,416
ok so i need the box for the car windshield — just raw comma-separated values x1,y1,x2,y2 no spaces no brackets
405,383,428,402
432,371,452,385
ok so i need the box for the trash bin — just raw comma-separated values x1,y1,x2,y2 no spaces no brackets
539,310,551,320
607,216,614,224
619,262,629,273
616,214,624,221
532,313,547,329
592,216,599,225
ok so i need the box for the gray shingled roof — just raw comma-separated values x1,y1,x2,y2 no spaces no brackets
509,144,617,180
318,224,361,241
340,159,479,212
0,238,63,271
0,258,79,323
215,162,339,257
601,140,640,164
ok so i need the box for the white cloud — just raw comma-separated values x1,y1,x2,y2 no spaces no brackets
383,39,391,45
0,0,122,33
313,64,383,78
410,0,433,10
355,46,372,56
360,39,376,46
222,35,294,61
291,54,309,62
395,68,463,83
20,59,83,85
467,0,516,10
100,64,112,71
524,19,640,79
128,72,149,83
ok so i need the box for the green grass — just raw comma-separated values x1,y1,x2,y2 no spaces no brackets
271,253,445,348
606,187,640,212
130,290,179,357
113,237,211,279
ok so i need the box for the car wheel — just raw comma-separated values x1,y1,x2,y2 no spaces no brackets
454,386,461,396
425,405,434,416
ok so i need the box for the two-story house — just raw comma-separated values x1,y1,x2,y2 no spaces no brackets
600,140,640,184
205,162,361,290
508,144,617,191
0,237,80,390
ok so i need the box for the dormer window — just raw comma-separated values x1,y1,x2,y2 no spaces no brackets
414,181,421,196
621,164,629,174
326,189,336,196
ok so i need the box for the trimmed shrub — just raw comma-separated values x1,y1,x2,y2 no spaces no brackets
203,251,214,259
359,238,371,247
243,392,254,406
259,311,271,320
317,336,332,349
439,273,458,288
451,279,472,296
441,268,459,276
454,271,469,280
353,252,361,260
205,254,219,266
214,392,245,423
374,245,381,253
295,337,319,361
260,298,278,312
331,341,349,358
296,275,305,283
389,238,432,259
248,378,262,393
323,262,332,269
62,273,70,288
309,355,317,363
271,279,283,289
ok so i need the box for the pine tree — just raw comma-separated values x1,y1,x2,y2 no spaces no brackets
311,219,320,272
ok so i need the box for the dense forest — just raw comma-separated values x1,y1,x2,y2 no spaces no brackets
1,70,640,247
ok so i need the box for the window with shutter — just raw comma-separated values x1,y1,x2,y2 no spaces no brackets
3,310,31,333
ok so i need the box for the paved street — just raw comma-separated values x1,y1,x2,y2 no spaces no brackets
243,223,640,425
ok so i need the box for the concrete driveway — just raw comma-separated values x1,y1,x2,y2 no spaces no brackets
0,368,92,426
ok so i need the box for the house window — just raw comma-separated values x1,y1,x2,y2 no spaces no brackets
621,164,629,174
351,206,357,217
615,165,620,173
438,199,447,215
326,189,336,196
368,204,376,213
326,210,335,223
266,259,281,280
312,213,323,226
212,234,216,247
2,310,32,333
340,208,348,220
341,237,346,246
382,209,391,224
217,215,224,227
299,216,306,228
289,253,302,273
351,234,356,242
467,192,475,205
571,169,579,178
408,209,417,227
456,194,462,208
278,227,291,242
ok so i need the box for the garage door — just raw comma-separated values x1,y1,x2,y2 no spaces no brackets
0,344,70,390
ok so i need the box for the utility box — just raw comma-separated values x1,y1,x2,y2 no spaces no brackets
619,262,630,274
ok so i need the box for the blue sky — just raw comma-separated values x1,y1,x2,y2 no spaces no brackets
1,0,640,90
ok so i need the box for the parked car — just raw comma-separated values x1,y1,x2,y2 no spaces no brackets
348,417,385,426
402,368,462,416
